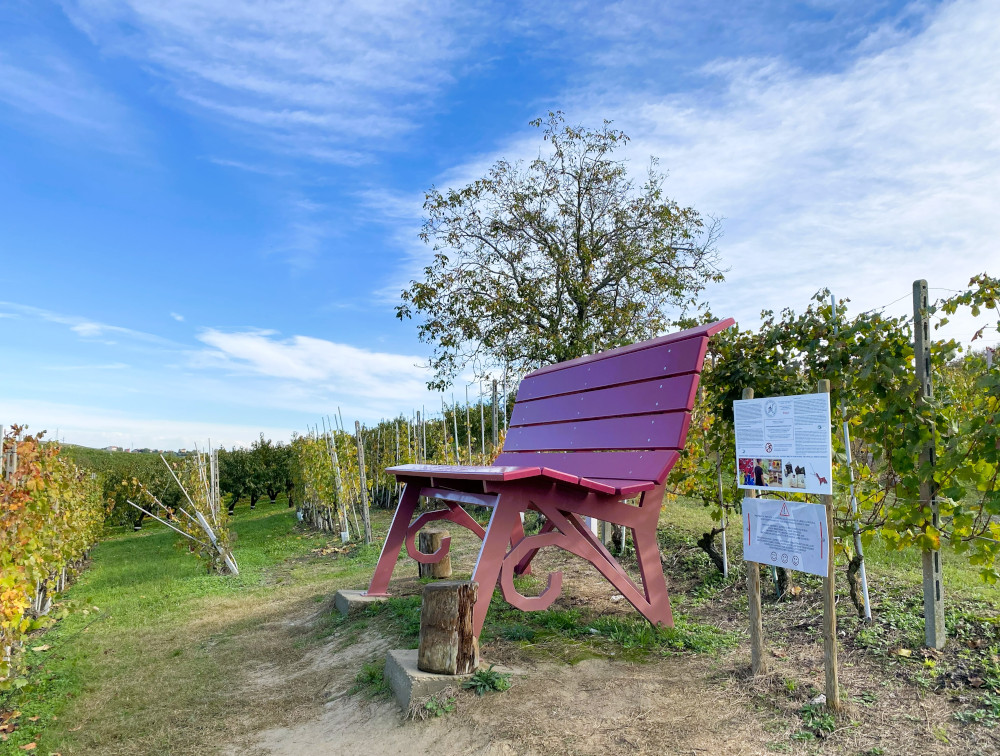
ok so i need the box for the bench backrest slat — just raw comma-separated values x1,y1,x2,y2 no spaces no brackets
498,319,734,483
503,411,690,452
515,336,706,402
510,374,699,427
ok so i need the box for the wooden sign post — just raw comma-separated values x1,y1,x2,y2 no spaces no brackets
738,384,840,710
743,387,768,676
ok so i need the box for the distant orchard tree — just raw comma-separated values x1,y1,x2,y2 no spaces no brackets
398,111,724,388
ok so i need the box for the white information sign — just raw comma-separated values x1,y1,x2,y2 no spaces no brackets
741,497,829,577
734,391,833,496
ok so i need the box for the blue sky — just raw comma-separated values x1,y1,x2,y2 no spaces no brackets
1,0,997,449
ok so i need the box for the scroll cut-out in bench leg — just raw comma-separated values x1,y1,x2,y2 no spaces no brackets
470,496,526,634
490,485,672,630
368,483,528,598
404,501,486,564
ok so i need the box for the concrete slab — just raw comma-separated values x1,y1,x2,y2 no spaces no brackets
334,589,387,617
384,649,473,711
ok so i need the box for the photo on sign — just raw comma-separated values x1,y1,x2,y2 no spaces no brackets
734,391,833,496
780,458,827,490
738,457,784,488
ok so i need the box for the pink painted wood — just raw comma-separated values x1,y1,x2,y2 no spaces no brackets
510,374,699,426
492,450,680,483
383,464,541,481
503,411,691,451
515,334,707,401
365,318,735,635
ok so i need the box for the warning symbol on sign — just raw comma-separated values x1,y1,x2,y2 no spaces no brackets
779,502,791,517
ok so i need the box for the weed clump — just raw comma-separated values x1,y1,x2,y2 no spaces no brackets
348,659,390,699
463,665,512,696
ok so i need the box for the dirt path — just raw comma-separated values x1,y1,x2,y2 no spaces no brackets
218,529,998,756
237,654,772,756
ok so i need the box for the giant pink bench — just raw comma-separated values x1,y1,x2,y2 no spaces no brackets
366,319,734,634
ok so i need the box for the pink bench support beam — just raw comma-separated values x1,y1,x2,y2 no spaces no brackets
365,319,735,634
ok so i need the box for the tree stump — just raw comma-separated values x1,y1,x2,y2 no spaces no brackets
417,580,479,675
418,529,452,579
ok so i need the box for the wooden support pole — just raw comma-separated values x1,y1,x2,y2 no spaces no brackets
418,529,452,579
491,379,499,449
421,407,427,462
479,385,485,461
743,387,768,676
418,581,479,675
501,371,508,431
355,421,373,545
914,279,945,650
323,417,349,541
451,395,461,463
818,378,841,711
465,385,472,464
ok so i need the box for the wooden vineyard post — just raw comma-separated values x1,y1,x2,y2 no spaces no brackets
421,408,427,462
818,378,841,711
465,385,472,463
479,384,485,462
743,387,768,675
491,379,499,449
415,410,422,463
451,394,461,462
355,421,373,545
418,529,452,579
418,581,479,675
323,418,350,542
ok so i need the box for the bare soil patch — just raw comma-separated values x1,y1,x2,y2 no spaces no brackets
225,535,1000,756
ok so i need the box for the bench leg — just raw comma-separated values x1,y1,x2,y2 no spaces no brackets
366,482,420,596
632,517,673,627
470,498,524,635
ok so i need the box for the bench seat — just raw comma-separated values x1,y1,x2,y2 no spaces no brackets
388,463,658,496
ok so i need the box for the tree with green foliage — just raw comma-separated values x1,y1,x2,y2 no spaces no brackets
249,435,293,506
398,111,724,388
219,447,252,513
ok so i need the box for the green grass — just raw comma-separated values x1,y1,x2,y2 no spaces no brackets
348,660,391,699
0,495,378,755
5,491,998,753
662,495,998,603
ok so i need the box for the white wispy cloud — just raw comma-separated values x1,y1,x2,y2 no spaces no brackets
386,0,999,342
2,301,448,443
61,0,482,159
263,194,341,270
41,362,130,371
0,302,176,345
193,328,433,403
594,0,1000,338
0,45,135,149
2,398,292,450
205,157,291,177
170,312,184,322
